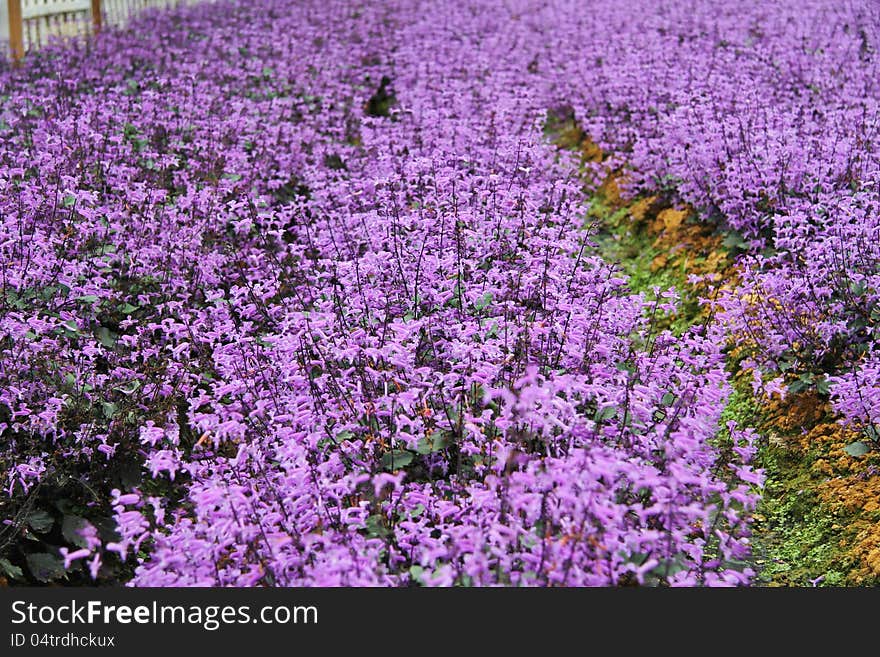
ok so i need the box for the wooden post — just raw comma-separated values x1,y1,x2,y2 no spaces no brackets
7,0,23,62
90,0,101,33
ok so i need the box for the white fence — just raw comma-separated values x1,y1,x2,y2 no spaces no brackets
1,0,198,60
101,0,193,28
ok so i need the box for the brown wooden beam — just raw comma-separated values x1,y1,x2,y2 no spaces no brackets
91,0,102,34
7,0,23,62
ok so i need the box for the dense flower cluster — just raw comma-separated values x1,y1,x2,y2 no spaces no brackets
540,1,879,433
3,0,874,586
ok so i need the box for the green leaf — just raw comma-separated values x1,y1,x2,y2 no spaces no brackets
101,402,117,420
96,326,118,348
62,320,79,333
722,233,748,251
650,557,688,579
594,405,617,422
222,173,243,182
365,514,389,538
77,295,99,304
0,557,23,580
381,450,414,470
416,432,449,455
118,303,138,315
474,292,493,311
863,426,878,442
627,551,651,567
114,380,141,395
844,441,871,457
62,515,94,549
431,433,449,451
334,430,353,444
661,392,676,406
788,379,808,394
816,377,831,395
26,553,65,582
62,195,77,208
22,528,41,542
27,509,54,533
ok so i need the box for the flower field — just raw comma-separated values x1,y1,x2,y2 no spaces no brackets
0,0,877,586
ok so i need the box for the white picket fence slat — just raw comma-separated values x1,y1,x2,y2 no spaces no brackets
102,0,194,27
21,0,91,20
